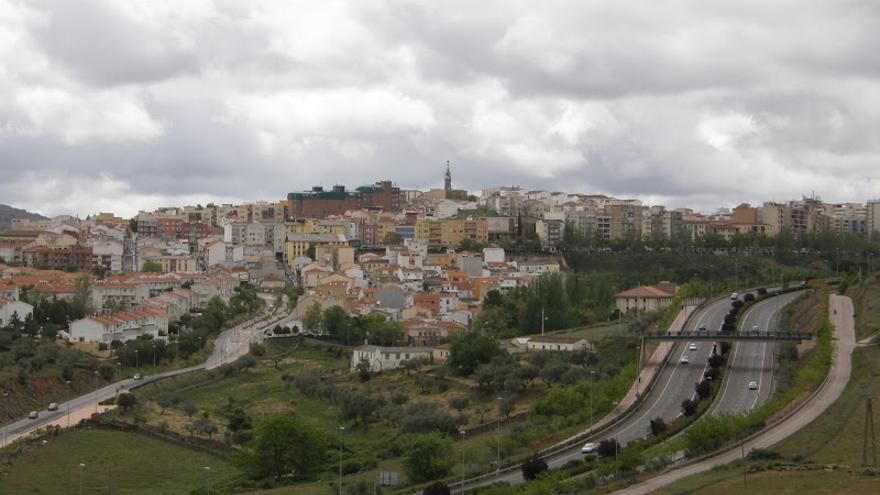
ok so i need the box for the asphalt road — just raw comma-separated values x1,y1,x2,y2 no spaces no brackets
710,290,804,416
613,294,855,494
0,309,275,447
462,296,737,488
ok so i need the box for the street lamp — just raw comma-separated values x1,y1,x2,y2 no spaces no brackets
93,370,100,413
707,376,713,400
78,463,86,495
152,342,157,369
496,396,502,473
589,370,596,428
459,430,466,494
134,349,139,371
65,380,71,428
635,344,642,397
203,466,211,495
338,426,345,495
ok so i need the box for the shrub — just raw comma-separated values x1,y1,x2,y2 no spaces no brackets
744,293,755,302
650,417,667,436
423,482,451,495
521,457,549,481
597,438,620,458
681,398,698,416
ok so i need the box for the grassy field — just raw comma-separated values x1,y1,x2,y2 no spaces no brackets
652,467,880,495
849,278,880,341
0,428,238,494
126,336,639,493
556,322,630,340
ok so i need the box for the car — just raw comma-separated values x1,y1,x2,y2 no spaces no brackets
698,323,707,331
730,292,739,300
47,403,58,411
748,381,758,390
688,343,698,351
28,411,39,419
751,325,760,332
582,442,598,454
132,373,142,380
680,355,689,364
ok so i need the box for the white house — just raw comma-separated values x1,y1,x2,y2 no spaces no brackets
69,309,169,343
205,240,226,267
483,247,505,264
0,300,33,327
350,345,433,372
525,336,594,352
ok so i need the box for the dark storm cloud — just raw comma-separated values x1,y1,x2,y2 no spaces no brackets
1,0,879,217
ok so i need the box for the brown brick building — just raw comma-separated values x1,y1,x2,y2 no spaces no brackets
23,245,93,271
287,181,402,219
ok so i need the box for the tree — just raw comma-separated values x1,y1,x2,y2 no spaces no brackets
356,359,372,382
521,457,549,481
707,353,723,368
403,433,455,483
448,333,502,376
681,398,698,416
182,401,198,419
248,413,327,479
695,379,711,400
98,362,116,381
448,397,469,414
194,417,219,438
323,306,352,344
483,290,504,307
540,361,567,388
475,403,491,423
650,417,667,436
498,396,516,419
303,302,323,333
142,261,163,273
423,482,451,495
597,438,620,458
226,408,252,432
117,393,137,412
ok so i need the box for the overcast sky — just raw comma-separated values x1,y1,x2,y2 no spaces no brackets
2,0,879,218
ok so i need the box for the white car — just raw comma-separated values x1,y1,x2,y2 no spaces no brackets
28,411,39,419
581,442,598,454
680,355,689,364
748,381,758,390
730,292,739,300
698,323,707,331
688,343,698,351
751,325,760,332
132,373,142,380
47,403,58,411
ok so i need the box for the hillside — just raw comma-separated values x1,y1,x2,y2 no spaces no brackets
0,204,47,231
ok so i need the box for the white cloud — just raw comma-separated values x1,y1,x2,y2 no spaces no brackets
0,0,879,217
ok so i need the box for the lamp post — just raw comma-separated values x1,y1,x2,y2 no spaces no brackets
635,344,642,397
79,463,86,495
589,370,595,428
496,396,502,473
338,426,345,495
204,466,211,495
134,349,139,372
707,375,713,400
93,369,100,413
65,380,71,428
459,430,466,494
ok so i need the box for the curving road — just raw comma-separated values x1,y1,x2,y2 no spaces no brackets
710,290,803,416
0,308,279,448
612,294,855,494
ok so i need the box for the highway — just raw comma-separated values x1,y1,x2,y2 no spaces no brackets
0,308,277,448
460,295,738,488
461,289,808,489
710,290,803,415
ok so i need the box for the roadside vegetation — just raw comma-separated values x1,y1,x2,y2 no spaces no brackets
102,326,638,493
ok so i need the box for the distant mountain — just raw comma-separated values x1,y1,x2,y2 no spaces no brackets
0,204,48,231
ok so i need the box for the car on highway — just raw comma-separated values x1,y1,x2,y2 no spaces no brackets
688,343,698,351
680,355,689,364
582,442,598,454
132,374,142,380
28,411,39,419
698,323,706,331
748,381,758,390
47,403,58,411
751,325,760,332
730,292,739,300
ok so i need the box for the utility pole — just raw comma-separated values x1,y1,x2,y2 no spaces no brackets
541,305,546,335
741,436,747,488
496,396,502,473
864,395,877,467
